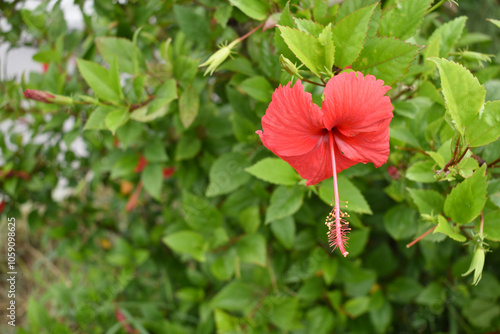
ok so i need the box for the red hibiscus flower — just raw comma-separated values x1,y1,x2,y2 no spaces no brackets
256,71,393,256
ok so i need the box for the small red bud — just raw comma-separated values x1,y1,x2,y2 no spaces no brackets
24,89,55,103
387,166,400,180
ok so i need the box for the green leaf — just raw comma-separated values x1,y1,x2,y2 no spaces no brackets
173,55,198,87
463,299,500,328
444,164,487,224
236,233,267,267
105,107,129,134
210,281,260,313
214,309,241,333
430,58,486,135
434,215,466,242
379,0,433,40
141,163,163,200
270,216,295,250
266,297,301,330
407,188,444,216
179,86,199,129
274,3,298,64
238,76,273,103
95,37,146,74
146,79,178,116
84,106,111,130
488,18,500,29
353,37,420,85
229,0,269,21
428,16,467,57
406,160,436,183
144,138,168,163
206,152,251,197
318,176,372,214
383,204,418,240
76,58,123,104
265,186,305,223
110,153,138,179
183,192,223,233
245,158,300,185
387,277,423,303
239,206,261,234
162,230,206,262
173,5,210,44
483,211,500,242
295,18,325,36
332,3,377,68
175,134,201,161
278,26,322,77
317,24,335,74
465,101,500,147
344,296,370,317
369,300,392,333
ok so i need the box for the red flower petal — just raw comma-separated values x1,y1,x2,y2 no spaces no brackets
257,80,324,156
322,71,393,166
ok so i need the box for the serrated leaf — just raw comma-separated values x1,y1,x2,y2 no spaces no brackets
407,188,444,216
353,37,420,85
444,164,487,224
332,3,377,68
95,37,146,74
434,215,466,242
76,58,123,104
162,230,206,262
265,186,305,223
406,160,436,183
141,163,163,200
428,16,467,57
430,58,486,136
179,86,199,128
318,176,372,214
206,152,251,197
379,0,432,40
229,0,269,21
295,18,324,36
236,233,267,267
279,26,322,77
317,24,335,73
245,158,300,185
105,107,129,134
238,76,273,103
465,101,500,147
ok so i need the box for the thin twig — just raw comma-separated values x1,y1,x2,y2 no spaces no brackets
301,77,326,87
406,226,437,248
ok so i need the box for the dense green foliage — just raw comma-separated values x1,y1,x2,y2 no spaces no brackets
1,0,500,333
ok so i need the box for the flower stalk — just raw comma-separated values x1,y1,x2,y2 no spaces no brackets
326,130,350,257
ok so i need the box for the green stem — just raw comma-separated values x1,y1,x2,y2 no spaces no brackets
426,0,447,15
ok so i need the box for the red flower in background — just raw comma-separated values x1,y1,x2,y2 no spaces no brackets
257,71,393,256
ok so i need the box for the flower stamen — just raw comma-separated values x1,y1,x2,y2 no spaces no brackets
326,130,350,257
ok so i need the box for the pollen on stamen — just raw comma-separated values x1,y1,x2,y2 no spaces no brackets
325,206,351,257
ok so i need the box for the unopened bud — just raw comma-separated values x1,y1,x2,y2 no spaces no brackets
462,246,485,285
199,40,240,76
24,89,73,105
280,55,303,79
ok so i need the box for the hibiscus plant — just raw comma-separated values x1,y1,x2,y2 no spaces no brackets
1,0,500,333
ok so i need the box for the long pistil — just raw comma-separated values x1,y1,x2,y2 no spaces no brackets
327,130,349,257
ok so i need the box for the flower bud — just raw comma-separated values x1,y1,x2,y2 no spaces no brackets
462,246,485,285
24,89,73,105
199,40,240,76
279,55,303,79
